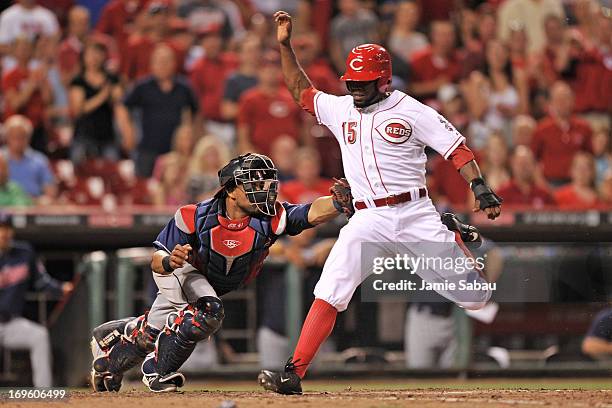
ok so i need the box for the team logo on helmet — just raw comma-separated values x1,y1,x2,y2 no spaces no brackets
375,118,412,144
348,56,364,71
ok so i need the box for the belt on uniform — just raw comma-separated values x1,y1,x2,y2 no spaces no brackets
354,188,427,210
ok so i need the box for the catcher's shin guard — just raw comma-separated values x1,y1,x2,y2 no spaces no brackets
155,296,224,377
91,314,160,392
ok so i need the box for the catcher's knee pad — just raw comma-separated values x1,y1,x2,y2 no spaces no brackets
95,314,161,376
155,297,224,375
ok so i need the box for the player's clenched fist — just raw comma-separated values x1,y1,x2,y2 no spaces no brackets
169,244,192,270
274,10,292,45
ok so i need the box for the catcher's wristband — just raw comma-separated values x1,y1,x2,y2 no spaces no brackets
161,255,175,273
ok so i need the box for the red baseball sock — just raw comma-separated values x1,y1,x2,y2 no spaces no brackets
292,298,337,379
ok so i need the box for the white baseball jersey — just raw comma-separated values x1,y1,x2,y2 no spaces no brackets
312,90,465,201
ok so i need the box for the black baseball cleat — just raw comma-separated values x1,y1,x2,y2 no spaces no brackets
441,212,482,249
258,357,303,395
144,372,185,393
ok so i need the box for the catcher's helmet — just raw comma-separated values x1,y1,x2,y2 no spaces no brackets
218,153,279,216
340,44,392,93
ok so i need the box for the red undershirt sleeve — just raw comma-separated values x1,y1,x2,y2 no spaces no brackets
299,87,319,117
448,143,476,170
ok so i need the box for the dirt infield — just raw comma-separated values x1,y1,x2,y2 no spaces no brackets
3,379,612,408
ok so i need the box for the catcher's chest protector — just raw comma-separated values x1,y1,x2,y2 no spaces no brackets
192,199,276,295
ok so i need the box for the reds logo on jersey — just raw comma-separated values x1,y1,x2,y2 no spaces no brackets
375,118,412,144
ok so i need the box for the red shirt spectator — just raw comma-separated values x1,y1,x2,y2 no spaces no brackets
497,180,555,208
96,0,148,54
2,67,47,128
531,82,592,182
498,145,555,209
237,87,301,156
554,152,603,210
430,156,469,208
282,179,332,204
189,31,238,122
122,36,187,81
554,185,602,210
280,147,332,204
531,116,592,182
409,21,462,101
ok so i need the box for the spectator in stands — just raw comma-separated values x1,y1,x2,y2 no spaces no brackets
178,0,236,42
481,133,510,192
1,115,56,204
270,135,297,182
221,35,262,122
497,0,565,53
554,152,602,210
189,27,238,145
2,37,53,153
281,148,332,204
592,125,611,185
0,213,73,387
387,0,428,65
531,81,593,185
459,4,497,76
69,41,123,164
121,2,187,81
409,20,461,102
0,0,60,69
151,154,188,207
512,114,537,147
293,32,339,95
117,44,199,177
186,135,230,202
436,84,468,135
0,154,32,207
95,0,148,57
329,0,380,73
581,307,612,359
497,146,555,208
152,124,194,182
465,39,530,148
58,6,91,85
237,50,302,155
540,14,607,116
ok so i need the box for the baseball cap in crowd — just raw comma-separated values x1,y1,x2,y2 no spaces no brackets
0,213,13,228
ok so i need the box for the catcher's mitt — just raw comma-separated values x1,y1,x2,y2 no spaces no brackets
330,177,354,219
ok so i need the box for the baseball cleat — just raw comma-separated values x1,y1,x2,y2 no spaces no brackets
441,212,482,249
258,357,303,395
143,372,185,393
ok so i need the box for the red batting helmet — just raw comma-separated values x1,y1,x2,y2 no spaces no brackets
340,44,392,92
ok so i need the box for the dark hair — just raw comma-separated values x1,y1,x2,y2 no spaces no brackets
79,41,108,74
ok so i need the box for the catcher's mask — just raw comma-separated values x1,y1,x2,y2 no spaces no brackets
218,153,279,216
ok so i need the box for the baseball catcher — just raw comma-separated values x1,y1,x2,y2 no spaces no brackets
89,153,351,392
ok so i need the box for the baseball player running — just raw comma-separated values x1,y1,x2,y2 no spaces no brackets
89,153,354,392
258,11,503,395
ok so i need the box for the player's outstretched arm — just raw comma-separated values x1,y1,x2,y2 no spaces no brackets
307,196,341,225
459,160,502,220
274,10,314,104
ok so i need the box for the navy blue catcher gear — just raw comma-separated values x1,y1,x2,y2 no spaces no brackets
91,314,160,392
218,153,279,216
154,297,224,376
154,197,313,296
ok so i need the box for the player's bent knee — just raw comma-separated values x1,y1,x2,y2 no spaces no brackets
167,296,224,343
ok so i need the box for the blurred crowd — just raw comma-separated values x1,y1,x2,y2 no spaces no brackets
0,0,610,211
